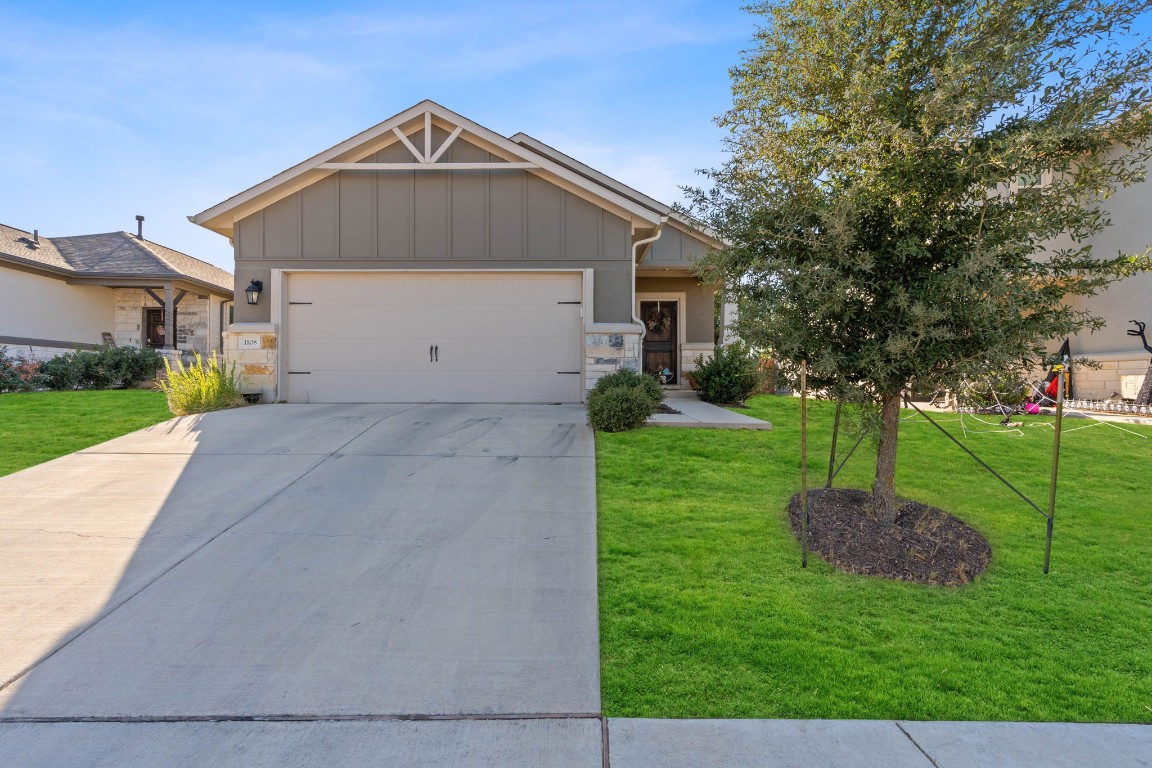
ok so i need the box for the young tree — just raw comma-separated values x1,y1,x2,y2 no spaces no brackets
688,0,1152,523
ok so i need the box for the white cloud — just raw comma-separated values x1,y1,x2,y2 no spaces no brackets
0,1,747,268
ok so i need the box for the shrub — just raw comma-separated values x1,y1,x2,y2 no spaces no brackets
691,341,760,404
0,346,46,393
101,346,164,387
587,384,657,432
592,368,664,407
41,347,164,390
158,353,246,416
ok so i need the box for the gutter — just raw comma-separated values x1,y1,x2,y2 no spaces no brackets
631,217,668,356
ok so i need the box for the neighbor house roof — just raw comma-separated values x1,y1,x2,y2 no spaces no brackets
0,223,233,296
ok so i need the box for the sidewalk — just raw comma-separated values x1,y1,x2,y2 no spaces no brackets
646,390,773,430
609,718,1152,768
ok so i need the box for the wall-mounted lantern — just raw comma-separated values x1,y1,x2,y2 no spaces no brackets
245,279,263,305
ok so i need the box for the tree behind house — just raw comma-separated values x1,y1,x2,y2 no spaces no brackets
689,0,1152,522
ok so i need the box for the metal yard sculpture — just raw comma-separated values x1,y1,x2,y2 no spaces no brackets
1128,320,1152,406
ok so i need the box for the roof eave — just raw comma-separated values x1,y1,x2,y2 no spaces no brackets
190,100,664,238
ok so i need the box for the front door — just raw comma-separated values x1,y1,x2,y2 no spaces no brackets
144,307,174,349
640,300,677,384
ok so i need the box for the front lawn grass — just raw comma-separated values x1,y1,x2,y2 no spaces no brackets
597,395,1152,722
0,390,172,477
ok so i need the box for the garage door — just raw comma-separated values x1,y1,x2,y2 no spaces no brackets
284,272,583,403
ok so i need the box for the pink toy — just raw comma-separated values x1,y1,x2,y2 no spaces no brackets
1024,403,1041,415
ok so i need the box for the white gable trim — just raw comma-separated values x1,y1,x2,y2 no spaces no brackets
190,100,663,238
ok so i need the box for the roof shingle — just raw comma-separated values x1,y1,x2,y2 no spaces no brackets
0,225,232,294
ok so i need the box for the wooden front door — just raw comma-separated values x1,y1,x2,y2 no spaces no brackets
144,307,175,349
640,300,677,384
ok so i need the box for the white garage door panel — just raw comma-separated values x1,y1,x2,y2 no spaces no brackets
289,338,584,372
285,272,583,403
290,305,577,340
290,273,581,305
288,371,579,404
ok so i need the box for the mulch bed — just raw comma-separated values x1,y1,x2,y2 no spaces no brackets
655,403,682,414
786,488,991,586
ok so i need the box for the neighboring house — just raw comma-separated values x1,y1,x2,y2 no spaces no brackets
0,223,234,361
190,100,724,403
1033,149,1152,400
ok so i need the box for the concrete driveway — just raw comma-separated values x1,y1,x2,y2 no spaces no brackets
0,404,603,766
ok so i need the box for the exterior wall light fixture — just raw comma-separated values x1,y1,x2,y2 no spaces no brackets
245,279,263,305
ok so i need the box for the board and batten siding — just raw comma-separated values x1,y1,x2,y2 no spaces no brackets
645,222,712,268
233,132,633,325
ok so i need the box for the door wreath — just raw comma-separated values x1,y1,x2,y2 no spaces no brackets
646,302,670,333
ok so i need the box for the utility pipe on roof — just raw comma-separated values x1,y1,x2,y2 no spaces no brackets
631,217,668,364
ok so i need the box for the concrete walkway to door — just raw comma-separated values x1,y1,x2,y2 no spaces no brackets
0,403,603,765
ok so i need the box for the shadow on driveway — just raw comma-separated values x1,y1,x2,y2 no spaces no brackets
0,403,600,721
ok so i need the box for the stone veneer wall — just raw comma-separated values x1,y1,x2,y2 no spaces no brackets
1071,354,1151,400
113,288,222,354
584,330,716,393
584,325,642,394
223,323,278,402
681,342,715,387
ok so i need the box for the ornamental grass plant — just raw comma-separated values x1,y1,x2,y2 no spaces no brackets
158,352,245,416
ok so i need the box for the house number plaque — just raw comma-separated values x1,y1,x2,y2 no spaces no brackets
240,338,260,349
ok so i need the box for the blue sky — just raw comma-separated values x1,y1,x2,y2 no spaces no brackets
0,1,752,270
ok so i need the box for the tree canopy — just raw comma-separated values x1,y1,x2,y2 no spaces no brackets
688,0,1152,521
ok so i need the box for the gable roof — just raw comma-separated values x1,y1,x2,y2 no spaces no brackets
0,223,233,295
190,100,690,240
510,132,724,246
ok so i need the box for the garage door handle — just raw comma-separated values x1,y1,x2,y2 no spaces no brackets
429,345,434,362
434,345,439,362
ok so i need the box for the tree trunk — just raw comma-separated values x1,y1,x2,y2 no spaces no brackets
873,392,902,525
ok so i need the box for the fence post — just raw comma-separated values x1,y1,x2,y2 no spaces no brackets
800,360,808,568
1044,364,1066,574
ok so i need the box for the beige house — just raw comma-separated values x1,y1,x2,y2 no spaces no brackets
1035,148,1152,400
191,100,723,403
0,223,234,361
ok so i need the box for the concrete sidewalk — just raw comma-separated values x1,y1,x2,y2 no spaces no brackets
3,717,1148,766
609,718,1152,768
646,390,773,430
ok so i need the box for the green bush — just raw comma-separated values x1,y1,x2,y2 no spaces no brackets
158,352,245,416
41,347,163,390
587,384,657,432
691,342,760,404
0,346,45,393
592,368,664,406
100,346,164,387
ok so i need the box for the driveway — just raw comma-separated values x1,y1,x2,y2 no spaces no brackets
0,404,603,765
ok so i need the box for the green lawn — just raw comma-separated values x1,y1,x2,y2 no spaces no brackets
0,390,173,477
597,394,1152,722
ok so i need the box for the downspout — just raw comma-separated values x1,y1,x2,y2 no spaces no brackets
631,217,668,361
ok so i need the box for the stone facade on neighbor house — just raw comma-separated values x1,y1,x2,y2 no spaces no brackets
112,288,225,357
1069,353,1152,401
0,223,234,363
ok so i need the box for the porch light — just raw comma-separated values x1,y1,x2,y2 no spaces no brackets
245,279,263,305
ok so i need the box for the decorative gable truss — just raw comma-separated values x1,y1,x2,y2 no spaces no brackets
191,100,661,239
320,111,539,172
